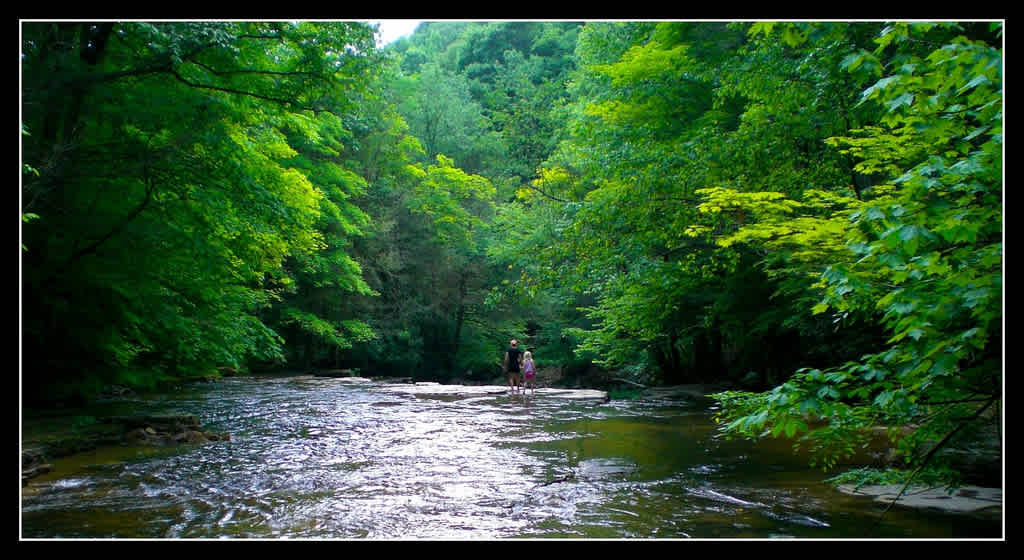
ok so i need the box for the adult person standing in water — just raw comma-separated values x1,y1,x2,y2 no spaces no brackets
503,339,523,393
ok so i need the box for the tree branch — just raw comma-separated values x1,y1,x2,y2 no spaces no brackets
868,394,997,534
40,160,159,287
169,69,310,109
522,183,573,203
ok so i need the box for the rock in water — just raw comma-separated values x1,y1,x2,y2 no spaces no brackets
837,484,1002,514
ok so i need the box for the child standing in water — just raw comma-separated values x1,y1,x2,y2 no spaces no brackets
522,351,536,394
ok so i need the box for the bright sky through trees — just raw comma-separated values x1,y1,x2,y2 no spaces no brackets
369,20,422,46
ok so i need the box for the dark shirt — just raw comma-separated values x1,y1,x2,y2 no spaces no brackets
505,347,523,372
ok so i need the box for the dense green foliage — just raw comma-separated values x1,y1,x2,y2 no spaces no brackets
710,22,1003,487
22,22,382,402
22,20,1001,488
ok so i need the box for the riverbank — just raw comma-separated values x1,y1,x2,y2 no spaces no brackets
21,410,230,486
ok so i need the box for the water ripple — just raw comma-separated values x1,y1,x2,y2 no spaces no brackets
21,377,1001,539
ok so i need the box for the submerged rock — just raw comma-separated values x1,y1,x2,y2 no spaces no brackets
312,368,361,378
379,382,609,401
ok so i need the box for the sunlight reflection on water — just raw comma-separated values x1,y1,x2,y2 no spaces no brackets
22,376,1001,539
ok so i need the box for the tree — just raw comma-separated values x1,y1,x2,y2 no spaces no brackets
395,63,506,176
266,107,379,370
711,22,1002,489
21,21,380,402
502,21,872,385
404,154,497,375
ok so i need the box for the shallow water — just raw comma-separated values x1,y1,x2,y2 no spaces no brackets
21,375,1002,539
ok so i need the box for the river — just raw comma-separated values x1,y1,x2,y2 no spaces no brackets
20,374,1002,539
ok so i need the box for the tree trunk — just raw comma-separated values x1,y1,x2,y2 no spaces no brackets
450,274,467,372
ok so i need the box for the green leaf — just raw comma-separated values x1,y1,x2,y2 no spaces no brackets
886,92,915,112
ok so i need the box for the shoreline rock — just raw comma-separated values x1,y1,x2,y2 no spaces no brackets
21,412,229,486
21,448,52,487
837,483,1002,515
103,413,231,447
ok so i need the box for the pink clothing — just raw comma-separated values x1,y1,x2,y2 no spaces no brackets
523,359,535,378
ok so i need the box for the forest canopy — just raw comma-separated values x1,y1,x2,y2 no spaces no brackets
21,20,1002,488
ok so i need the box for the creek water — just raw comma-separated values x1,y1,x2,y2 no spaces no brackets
21,375,1002,539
